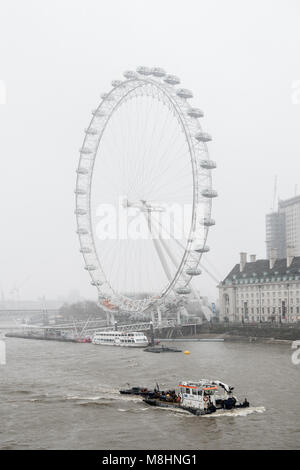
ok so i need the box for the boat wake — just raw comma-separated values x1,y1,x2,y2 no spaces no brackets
5,386,143,406
204,406,266,418
148,405,266,418
117,407,149,413
65,389,143,405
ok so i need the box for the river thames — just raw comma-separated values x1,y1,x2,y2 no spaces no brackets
0,337,299,449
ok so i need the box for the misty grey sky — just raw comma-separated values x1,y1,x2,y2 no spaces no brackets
0,0,299,301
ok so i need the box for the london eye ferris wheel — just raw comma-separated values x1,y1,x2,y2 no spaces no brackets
75,66,217,315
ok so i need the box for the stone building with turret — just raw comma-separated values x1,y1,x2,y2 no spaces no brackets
218,250,300,323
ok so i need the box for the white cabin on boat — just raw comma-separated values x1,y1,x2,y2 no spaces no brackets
178,380,232,411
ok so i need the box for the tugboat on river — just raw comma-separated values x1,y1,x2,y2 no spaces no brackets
120,380,249,415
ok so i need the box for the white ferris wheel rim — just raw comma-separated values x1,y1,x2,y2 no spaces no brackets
75,67,216,313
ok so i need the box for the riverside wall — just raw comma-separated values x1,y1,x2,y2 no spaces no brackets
156,322,300,342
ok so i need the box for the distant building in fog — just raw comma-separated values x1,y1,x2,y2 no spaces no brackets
219,251,300,323
266,195,300,259
0,299,64,311
265,211,286,259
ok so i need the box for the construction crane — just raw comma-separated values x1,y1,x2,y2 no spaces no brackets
271,175,278,212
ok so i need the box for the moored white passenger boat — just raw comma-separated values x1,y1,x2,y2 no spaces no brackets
92,331,148,347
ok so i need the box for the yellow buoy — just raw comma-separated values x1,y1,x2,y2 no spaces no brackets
184,350,190,355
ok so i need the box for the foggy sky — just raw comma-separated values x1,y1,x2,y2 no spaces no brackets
0,0,299,302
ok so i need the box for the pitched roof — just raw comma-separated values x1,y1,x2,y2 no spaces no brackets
223,256,300,283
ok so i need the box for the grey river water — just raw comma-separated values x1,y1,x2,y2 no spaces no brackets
0,337,299,449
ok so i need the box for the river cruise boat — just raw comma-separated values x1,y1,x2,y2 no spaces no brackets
120,379,249,415
92,330,149,347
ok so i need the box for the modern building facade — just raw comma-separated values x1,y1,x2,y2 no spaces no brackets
265,211,286,259
219,252,300,323
279,196,300,256
266,195,300,259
